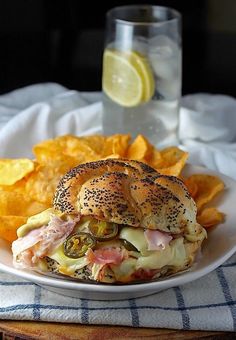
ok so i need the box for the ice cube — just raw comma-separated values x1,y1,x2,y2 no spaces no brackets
149,35,178,55
155,77,181,101
148,35,181,79
131,36,149,54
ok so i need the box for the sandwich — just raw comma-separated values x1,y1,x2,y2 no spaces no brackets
12,159,207,283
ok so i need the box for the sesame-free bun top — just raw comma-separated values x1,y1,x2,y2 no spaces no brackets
53,159,197,234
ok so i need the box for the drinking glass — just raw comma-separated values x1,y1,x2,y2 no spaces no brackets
102,5,182,147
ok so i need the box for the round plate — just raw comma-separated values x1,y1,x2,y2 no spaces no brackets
0,164,236,300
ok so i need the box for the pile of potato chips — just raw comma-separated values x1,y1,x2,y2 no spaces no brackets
184,174,225,228
0,134,225,243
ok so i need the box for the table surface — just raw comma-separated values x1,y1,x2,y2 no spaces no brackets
0,321,235,340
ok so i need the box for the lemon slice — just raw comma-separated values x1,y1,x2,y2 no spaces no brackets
128,50,155,103
102,49,144,107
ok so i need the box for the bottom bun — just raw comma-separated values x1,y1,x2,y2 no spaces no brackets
44,238,203,284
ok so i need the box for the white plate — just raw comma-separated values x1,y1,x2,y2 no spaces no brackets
0,164,236,301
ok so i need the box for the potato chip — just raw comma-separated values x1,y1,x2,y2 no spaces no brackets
152,147,188,177
185,174,225,210
0,176,27,195
33,135,101,165
0,133,226,244
0,191,31,216
0,191,49,217
25,201,50,217
103,154,121,160
0,159,34,185
79,135,107,155
149,149,162,168
184,177,198,198
197,207,225,228
63,135,100,159
0,216,27,242
127,134,153,161
112,134,131,157
25,161,74,205
104,134,131,158
33,139,61,163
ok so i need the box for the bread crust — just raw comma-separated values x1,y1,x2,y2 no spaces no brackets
53,159,197,233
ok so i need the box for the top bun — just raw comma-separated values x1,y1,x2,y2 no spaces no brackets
53,159,197,234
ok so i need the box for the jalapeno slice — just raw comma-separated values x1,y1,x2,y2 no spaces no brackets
88,220,118,241
64,232,96,258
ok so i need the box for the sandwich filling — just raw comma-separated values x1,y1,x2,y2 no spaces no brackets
12,208,206,283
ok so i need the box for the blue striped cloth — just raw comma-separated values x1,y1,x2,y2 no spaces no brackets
0,252,236,330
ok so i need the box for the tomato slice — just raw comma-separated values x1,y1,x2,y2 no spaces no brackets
88,220,118,241
64,232,96,258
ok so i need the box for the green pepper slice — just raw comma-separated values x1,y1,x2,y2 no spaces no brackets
88,220,118,241
64,232,96,258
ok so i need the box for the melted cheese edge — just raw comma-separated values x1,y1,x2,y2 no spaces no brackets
47,224,206,280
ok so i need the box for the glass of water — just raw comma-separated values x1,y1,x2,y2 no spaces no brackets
102,5,182,147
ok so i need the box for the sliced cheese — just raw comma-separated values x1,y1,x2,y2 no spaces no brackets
48,244,88,275
109,238,188,281
136,238,187,270
119,227,188,273
120,227,148,254
185,223,207,242
110,258,137,282
170,238,188,267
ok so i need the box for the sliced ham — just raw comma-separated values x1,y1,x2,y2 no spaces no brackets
144,229,172,251
12,228,42,258
34,216,75,259
86,248,124,265
12,215,76,268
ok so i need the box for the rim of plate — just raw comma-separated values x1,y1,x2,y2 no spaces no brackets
1,246,236,294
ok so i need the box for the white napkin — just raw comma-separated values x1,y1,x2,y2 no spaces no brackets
0,83,236,331
0,85,236,180
0,84,102,158
180,94,236,179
